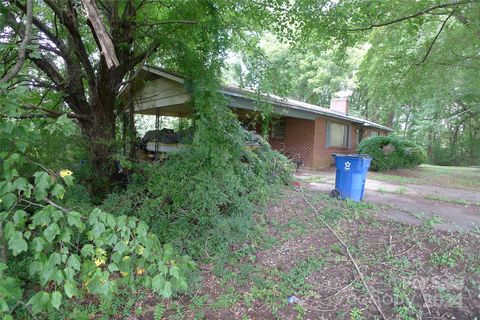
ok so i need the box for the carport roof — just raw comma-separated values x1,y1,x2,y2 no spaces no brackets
128,66,393,132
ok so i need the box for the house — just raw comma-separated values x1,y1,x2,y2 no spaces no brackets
122,66,392,168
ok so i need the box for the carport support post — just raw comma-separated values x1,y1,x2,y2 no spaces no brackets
128,103,136,160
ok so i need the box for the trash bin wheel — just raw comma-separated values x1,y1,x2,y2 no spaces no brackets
330,189,341,199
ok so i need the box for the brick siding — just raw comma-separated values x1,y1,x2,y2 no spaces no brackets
267,116,388,169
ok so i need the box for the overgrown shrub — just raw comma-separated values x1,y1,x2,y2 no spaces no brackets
357,136,426,171
102,142,294,259
102,75,294,259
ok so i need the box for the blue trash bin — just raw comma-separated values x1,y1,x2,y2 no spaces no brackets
331,154,371,201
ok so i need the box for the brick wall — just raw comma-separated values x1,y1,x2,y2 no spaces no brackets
312,118,358,168
266,116,388,169
268,117,315,167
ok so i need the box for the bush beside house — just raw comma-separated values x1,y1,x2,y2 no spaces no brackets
357,136,426,171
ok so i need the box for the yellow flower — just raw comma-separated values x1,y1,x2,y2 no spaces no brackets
136,267,145,275
60,169,73,178
121,271,129,277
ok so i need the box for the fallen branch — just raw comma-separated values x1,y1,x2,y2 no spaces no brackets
300,188,387,320
81,0,119,68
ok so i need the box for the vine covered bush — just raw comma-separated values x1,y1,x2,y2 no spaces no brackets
357,136,426,171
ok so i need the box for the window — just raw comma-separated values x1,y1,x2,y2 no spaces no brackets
370,130,379,137
272,118,286,139
327,121,350,148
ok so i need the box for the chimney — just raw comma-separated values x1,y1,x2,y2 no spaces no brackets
330,97,349,115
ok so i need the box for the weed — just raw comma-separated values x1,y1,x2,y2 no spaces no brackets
424,215,443,229
430,247,464,268
377,186,387,194
349,306,363,320
394,187,408,195
211,292,242,310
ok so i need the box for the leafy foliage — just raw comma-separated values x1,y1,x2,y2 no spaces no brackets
357,136,426,171
102,141,293,259
0,92,194,318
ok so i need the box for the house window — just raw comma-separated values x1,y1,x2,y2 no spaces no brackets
370,130,379,137
327,121,350,148
272,118,286,139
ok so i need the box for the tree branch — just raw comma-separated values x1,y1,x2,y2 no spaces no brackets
43,0,96,87
345,0,472,31
0,0,33,84
138,19,199,27
21,104,92,121
12,0,69,56
416,10,455,66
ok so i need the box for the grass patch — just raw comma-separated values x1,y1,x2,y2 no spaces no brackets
423,194,480,206
369,165,480,190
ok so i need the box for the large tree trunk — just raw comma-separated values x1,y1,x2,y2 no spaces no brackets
91,108,116,196
82,80,118,197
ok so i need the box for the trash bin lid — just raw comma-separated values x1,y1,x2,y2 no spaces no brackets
332,153,372,159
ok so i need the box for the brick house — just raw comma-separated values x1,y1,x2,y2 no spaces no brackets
123,66,392,168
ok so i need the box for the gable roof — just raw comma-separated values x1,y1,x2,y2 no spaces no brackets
132,66,393,132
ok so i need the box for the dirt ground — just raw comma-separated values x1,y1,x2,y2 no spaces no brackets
125,166,480,319
296,165,480,232
159,189,480,320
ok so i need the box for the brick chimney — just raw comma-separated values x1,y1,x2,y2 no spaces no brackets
330,97,349,115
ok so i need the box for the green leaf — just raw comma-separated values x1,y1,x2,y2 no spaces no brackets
67,211,84,229
0,297,9,312
177,277,188,291
33,171,53,201
113,240,127,254
13,210,27,226
51,184,66,200
106,214,116,228
161,281,173,298
108,263,119,272
1,193,17,209
64,281,77,298
12,177,28,191
0,181,13,195
67,254,81,271
32,237,46,252
43,223,60,242
51,291,62,309
169,265,180,279
27,291,50,315
8,231,27,255
80,244,94,257
152,274,165,292
62,175,74,187
92,222,105,238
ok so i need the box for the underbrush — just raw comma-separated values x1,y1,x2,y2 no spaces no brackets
102,144,294,260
